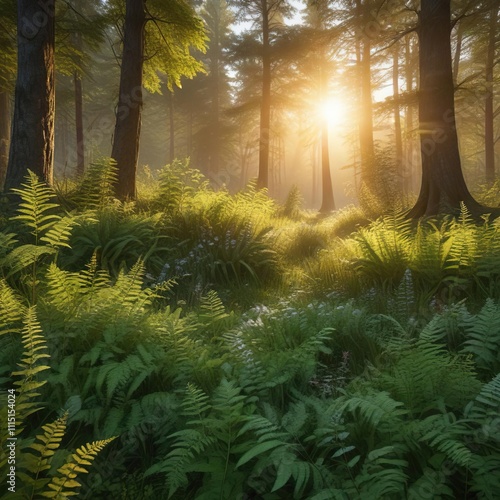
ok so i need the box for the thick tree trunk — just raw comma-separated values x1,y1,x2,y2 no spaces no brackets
111,0,146,200
257,0,271,190
408,0,482,217
74,70,85,177
5,0,55,190
0,90,10,190
485,4,498,186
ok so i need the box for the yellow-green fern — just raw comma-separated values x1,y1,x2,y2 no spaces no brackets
42,437,116,498
11,307,50,426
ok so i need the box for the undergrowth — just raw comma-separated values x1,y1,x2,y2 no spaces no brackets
0,166,499,498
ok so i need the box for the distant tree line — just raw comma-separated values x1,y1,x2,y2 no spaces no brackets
1,0,500,217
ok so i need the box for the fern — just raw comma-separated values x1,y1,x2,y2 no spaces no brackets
19,413,68,495
73,157,118,210
11,307,51,426
0,279,24,335
145,383,215,497
462,298,500,376
11,170,61,244
198,290,234,338
464,374,500,422
42,436,116,498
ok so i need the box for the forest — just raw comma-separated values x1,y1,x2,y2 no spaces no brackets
1,0,500,498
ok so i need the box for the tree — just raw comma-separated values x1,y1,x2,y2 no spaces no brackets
408,0,485,217
233,0,292,190
484,0,499,186
57,0,107,177
5,0,56,190
302,0,337,212
0,1,17,190
110,0,206,200
199,0,234,178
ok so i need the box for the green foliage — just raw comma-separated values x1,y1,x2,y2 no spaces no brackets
280,184,304,220
462,298,500,376
2,163,500,498
0,303,114,498
72,158,118,210
65,205,168,275
0,171,77,302
42,435,116,498
155,158,209,213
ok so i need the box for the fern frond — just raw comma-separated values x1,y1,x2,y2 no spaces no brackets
0,231,17,261
353,446,408,498
334,390,408,430
462,299,500,375
198,290,233,337
0,280,24,335
40,215,77,248
74,157,118,210
11,170,61,242
3,244,57,278
42,437,116,498
464,374,500,421
18,413,68,494
11,307,50,424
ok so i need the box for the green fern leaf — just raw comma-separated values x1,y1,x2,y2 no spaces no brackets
11,308,50,425
11,170,62,242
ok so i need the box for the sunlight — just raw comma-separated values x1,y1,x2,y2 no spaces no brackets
316,97,348,128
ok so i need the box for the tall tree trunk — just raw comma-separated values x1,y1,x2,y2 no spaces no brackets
257,0,271,190
209,13,221,176
359,38,374,177
111,0,146,200
405,36,415,194
0,90,10,190
485,3,498,186
74,70,85,177
356,0,375,196
319,116,335,212
452,19,463,85
408,0,481,217
393,45,404,194
5,0,55,190
319,64,335,213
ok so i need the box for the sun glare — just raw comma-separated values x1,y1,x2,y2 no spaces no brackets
317,98,348,128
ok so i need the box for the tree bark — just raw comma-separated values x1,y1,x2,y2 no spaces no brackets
485,3,498,186
0,90,10,190
404,35,415,194
5,0,55,190
408,0,482,217
452,18,463,85
74,69,85,177
111,0,146,200
257,0,271,190
355,0,375,194
393,45,404,194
